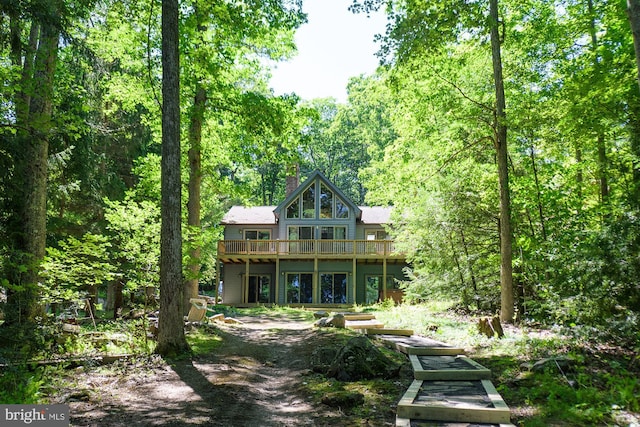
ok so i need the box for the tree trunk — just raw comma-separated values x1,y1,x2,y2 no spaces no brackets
628,0,640,93
489,0,514,323
184,85,206,314
627,0,640,202
157,0,189,357
4,17,59,328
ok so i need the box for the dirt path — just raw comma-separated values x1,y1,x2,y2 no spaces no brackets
60,313,377,426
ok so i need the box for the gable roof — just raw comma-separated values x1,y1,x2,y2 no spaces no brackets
273,170,362,220
359,206,392,224
221,206,277,225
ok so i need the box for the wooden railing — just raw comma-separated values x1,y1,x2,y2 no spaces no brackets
218,239,400,257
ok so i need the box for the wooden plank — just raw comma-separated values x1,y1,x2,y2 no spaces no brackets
396,416,515,427
340,313,377,321
376,335,464,356
397,379,510,424
409,355,491,381
345,320,385,329
365,328,414,337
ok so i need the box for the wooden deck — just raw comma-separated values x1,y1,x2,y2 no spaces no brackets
218,239,405,263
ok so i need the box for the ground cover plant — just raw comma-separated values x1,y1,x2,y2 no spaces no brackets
0,303,638,426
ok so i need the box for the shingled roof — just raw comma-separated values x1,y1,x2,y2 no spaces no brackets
221,205,392,225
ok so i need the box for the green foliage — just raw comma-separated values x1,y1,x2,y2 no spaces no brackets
0,364,45,404
104,198,160,294
41,233,115,304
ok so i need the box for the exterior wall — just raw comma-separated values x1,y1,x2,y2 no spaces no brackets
354,263,408,304
224,224,278,240
220,262,276,304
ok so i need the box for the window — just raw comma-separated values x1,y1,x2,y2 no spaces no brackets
365,275,396,304
286,273,313,304
366,230,387,240
320,183,333,218
302,183,315,218
320,226,346,240
336,198,349,218
286,198,300,219
320,273,347,304
244,230,270,240
288,226,314,253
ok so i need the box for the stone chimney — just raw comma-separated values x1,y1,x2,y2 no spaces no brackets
285,164,300,197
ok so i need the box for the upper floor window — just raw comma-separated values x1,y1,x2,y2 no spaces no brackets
284,180,350,219
366,229,387,240
320,183,333,218
286,198,300,219
302,183,315,218
336,198,349,219
245,230,271,240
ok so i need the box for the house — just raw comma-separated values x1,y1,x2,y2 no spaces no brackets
216,170,408,306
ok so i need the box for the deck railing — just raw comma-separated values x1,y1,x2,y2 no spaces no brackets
218,239,400,257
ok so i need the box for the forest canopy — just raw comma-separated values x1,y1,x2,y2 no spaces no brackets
1,0,639,355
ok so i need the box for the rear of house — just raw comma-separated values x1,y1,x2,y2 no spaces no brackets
216,170,408,306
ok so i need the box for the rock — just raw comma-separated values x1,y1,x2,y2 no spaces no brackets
321,391,364,408
209,313,225,322
310,347,339,373
314,314,345,328
314,318,329,327
531,356,572,373
313,310,329,319
327,336,399,381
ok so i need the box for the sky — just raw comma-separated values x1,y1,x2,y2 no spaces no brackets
269,0,387,103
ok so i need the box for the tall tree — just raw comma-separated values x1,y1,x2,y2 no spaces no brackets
352,0,515,321
3,1,61,329
156,0,188,356
489,0,514,322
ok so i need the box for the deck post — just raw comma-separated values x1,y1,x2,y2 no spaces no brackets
383,258,388,301
352,257,357,304
214,258,220,304
244,258,250,303
275,256,280,304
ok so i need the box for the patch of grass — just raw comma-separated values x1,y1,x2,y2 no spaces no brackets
185,329,223,356
366,302,640,426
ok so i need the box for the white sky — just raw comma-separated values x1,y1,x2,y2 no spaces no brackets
269,0,387,103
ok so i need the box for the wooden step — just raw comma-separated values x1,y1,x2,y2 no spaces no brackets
375,335,465,355
345,319,385,329
409,354,492,381
365,328,414,337
396,415,515,427
397,379,511,424
340,313,377,321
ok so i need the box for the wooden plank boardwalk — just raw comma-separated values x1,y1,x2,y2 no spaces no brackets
344,312,514,426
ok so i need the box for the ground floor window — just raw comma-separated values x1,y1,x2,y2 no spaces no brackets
320,273,347,304
286,273,313,304
365,275,395,304
247,275,271,303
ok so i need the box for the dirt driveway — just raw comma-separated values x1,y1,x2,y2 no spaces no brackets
60,313,398,426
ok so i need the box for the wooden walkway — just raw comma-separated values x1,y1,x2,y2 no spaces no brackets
343,313,515,427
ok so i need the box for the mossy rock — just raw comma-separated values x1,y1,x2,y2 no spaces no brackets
321,390,365,408
327,336,400,381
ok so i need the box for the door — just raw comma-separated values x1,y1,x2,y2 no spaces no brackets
286,273,313,304
247,275,271,303
320,273,347,304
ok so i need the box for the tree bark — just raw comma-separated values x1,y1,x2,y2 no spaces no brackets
4,16,59,327
626,0,640,203
184,85,206,314
489,0,514,323
157,0,189,356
